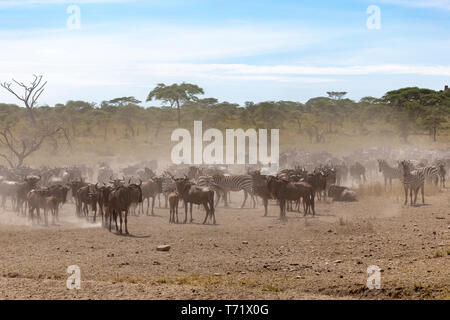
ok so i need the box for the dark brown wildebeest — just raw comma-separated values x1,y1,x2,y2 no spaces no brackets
42,184,70,221
0,180,20,210
16,175,41,215
168,191,179,223
328,185,358,202
294,181,316,215
43,196,59,224
48,184,70,207
76,185,97,220
106,182,141,234
350,162,367,184
139,177,162,215
94,183,113,226
127,179,143,216
305,172,327,201
267,176,315,219
173,176,215,225
69,178,88,203
27,188,52,225
248,170,272,216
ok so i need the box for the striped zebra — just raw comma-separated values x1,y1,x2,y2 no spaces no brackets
197,175,227,206
437,163,446,188
377,159,401,191
158,174,176,209
207,174,256,208
399,160,425,205
415,165,439,186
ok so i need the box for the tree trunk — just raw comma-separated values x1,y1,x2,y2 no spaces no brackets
154,121,162,139
25,105,37,126
176,100,181,126
296,119,302,132
17,155,25,168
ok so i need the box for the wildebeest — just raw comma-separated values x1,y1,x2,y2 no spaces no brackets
76,185,98,220
350,162,367,184
0,180,19,210
168,191,180,223
328,185,358,202
173,176,215,224
139,177,162,215
267,176,315,219
94,183,113,225
15,175,41,214
48,184,70,206
27,187,52,225
305,171,327,201
128,179,143,216
248,170,272,216
106,182,142,234
43,196,59,224
69,179,89,203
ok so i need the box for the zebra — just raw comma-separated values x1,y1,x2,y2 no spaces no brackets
437,163,446,188
208,174,256,208
399,160,425,205
158,173,176,209
415,165,440,186
377,159,401,191
197,175,227,206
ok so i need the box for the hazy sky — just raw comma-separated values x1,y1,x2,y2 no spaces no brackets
0,0,449,106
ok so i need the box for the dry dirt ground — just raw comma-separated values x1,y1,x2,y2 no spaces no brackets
0,187,449,300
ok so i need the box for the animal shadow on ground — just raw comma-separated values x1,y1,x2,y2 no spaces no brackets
409,203,430,208
114,232,152,238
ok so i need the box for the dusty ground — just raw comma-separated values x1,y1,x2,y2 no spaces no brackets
0,187,449,300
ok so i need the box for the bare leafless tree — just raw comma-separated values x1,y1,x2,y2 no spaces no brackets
1,74,47,125
0,75,70,167
0,125,63,168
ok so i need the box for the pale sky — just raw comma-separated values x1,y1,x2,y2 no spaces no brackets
0,0,449,106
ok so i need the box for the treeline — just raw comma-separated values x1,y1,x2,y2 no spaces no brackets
0,80,449,167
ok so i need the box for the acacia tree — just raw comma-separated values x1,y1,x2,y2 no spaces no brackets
382,87,447,142
327,91,347,100
146,83,204,126
421,105,448,141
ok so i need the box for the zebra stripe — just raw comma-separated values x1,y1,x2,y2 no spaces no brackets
399,160,425,205
415,166,439,184
210,174,254,194
208,174,256,208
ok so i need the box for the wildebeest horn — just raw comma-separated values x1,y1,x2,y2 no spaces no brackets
138,179,142,186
